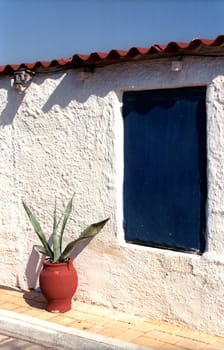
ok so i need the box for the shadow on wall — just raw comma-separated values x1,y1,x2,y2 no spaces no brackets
0,68,121,126
25,248,42,289
42,69,117,113
0,79,26,127
24,237,94,288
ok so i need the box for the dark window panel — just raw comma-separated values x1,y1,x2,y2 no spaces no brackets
123,87,207,253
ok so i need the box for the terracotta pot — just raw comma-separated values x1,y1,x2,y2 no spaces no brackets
39,258,78,313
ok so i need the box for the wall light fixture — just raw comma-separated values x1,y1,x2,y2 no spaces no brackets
12,68,35,92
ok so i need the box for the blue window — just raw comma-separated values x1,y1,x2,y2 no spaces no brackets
123,87,207,253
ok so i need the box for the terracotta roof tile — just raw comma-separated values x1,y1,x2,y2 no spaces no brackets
0,35,223,75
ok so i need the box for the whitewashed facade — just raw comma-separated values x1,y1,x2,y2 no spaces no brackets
0,52,224,335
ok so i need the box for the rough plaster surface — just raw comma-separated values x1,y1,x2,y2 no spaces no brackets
0,56,224,336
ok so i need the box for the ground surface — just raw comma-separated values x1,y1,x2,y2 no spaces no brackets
0,286,224,350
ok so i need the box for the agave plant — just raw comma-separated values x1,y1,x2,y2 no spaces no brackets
22,195,109,263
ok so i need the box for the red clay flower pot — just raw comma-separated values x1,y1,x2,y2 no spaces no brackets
39,258,78,313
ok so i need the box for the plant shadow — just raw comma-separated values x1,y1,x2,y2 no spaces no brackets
22,288,47,310
0,284,47,310
25,248,42,290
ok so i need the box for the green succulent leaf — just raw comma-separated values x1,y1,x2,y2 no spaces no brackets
59,194,75,252
52,198,61,262
23,194,109,264
23,201,53,260
79,218,110,240
33,245,49,256
59,218,109,262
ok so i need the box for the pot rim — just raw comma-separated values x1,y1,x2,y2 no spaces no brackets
42,258,73,267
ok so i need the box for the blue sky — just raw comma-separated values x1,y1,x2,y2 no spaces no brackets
1,0,223,65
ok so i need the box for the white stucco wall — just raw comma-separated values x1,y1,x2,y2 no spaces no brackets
0,56,224,335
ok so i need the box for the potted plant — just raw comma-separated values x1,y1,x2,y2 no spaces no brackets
23,195,109,313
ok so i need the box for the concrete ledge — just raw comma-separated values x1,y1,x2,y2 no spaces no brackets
0,308,151,350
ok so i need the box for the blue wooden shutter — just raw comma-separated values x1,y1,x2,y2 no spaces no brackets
123,87,206,253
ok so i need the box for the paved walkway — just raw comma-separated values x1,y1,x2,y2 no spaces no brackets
0,286,223,350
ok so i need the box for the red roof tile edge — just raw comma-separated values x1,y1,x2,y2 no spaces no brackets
0,35,223,75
